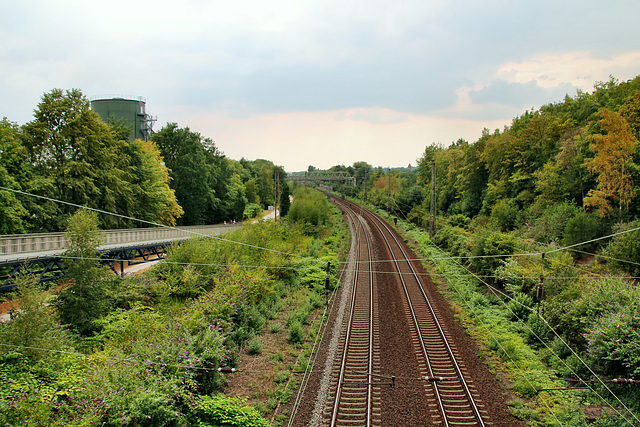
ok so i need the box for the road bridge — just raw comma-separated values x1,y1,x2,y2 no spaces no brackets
0,224,238,290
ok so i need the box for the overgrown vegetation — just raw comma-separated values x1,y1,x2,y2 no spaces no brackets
0,193,346,425
395,214,640,426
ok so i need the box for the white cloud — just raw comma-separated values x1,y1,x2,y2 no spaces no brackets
438,50,640,122
497,51,640,91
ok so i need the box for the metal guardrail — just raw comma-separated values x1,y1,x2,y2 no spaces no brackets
0,224,238,290
0,225,228,258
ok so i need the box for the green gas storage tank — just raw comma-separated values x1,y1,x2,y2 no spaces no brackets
90,95,156,141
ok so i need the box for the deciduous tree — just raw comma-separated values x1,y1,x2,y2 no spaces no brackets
583,109,638,216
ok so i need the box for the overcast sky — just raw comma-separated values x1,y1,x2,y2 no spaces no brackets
2,1,639,172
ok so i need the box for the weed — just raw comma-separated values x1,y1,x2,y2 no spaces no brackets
247,337,263,355
287,321,304,344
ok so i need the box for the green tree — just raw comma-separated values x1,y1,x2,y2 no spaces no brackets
21,89,135,230
55,209,111,335
352,161,372,199
280,179,291,217
152,123,224,225
128,139,184,226
257,163,275,209
221,159,248,222
0,119,29,233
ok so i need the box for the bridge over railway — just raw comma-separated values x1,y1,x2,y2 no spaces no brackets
287,171,356,187
0,224,238,290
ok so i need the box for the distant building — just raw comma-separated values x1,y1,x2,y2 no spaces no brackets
90,95,157,141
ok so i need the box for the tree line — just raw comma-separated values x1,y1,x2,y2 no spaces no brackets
327,75,640,267
0,88,290,234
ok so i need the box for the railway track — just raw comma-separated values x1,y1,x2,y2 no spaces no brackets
324,201,382,426
325,198,488,426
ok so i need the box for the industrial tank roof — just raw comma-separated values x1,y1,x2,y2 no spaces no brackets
90,94,146,103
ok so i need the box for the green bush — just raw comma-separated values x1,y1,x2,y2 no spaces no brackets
490,199,518,231
506,292,534,321
604,220,640,276
525,201,580,244
470,232,515,282
56,209,112,335
449,213,470,229
247,337,262,355
287,187,331,234
562,210,607,255
287,321,304,344
0,272,70,363
585,297,640,378
243,202,263,220
190,394,269,427
274,370,290,384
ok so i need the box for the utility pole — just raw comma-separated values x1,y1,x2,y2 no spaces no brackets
430,160,436,238
363,170,367,201
274,170,280,222
388,166,391,213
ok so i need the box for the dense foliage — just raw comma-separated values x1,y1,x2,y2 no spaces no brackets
400,217,639,425
322,75,640,424
0,201,345,425
287,185,331,234
328,76,640,239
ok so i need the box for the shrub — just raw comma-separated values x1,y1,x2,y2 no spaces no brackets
287,321,304,344
274,370,290,384
562,210,607,255
56,209,111,335
269,323,283,334
506,292,534,321
449,213,470,229
287,187,331,234
0,272,70,362
243,203,263,220
490,199,518,231
190,394,269,427
604,220,640,276
470,233,515,282
525,201,580,244
247,337,262,355
585,297,640,378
